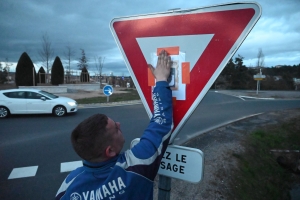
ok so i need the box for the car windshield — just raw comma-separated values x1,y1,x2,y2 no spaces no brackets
39,90,59,99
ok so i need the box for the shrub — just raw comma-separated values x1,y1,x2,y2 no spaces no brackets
51,56,64,85
37,66,46,83
80,67,89,82
15,52,36,86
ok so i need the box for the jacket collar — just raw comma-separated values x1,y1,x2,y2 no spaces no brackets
82,155,120,172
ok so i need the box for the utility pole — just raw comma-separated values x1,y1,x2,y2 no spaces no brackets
33,67,35,86
158,175,171,200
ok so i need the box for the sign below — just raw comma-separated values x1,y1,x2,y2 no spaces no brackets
103,85,113,96
131,138,204,183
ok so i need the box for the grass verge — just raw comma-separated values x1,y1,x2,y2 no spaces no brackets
227,116,300,200
75,89,140,104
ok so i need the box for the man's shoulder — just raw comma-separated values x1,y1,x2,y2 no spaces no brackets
65,167,85,182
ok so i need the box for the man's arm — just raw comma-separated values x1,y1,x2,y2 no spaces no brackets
117,50,173,180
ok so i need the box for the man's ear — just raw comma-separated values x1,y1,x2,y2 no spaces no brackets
105,146,116,158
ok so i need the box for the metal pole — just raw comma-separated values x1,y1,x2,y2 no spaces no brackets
107,96,109,103
158,175,171,200
256,80,259,94
33,67,35,86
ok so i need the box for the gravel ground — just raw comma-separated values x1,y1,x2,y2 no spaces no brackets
153,108,300,200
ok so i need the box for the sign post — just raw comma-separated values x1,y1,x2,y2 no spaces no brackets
131,138,204,199
103,85,113,102
253,69,266,94
158,175,171,200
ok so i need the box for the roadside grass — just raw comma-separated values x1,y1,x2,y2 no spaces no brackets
227,116,300,200
75,89,140,104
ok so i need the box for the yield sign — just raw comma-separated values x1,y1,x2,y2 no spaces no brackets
110,2,261,143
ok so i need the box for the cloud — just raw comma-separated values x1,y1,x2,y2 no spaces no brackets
0,0,299,76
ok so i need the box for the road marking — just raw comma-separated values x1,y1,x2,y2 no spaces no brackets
8,166,38,179
60,161,83,173
78,101,142,108
238,96,275,100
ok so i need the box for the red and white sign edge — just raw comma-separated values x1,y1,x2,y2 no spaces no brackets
110,2,262,143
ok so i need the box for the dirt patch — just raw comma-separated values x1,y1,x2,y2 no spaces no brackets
153,109,300,200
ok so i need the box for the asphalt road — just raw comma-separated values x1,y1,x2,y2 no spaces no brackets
0,91,300,199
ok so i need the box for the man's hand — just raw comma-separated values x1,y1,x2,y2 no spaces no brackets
148,50,172,82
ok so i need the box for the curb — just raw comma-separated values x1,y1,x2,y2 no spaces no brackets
78,100,142,108
175,112,264,145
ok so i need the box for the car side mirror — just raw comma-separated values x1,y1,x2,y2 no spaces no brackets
41,97,46,101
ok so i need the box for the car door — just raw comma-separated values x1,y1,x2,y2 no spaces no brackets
3,91,27,114
25,92,52,113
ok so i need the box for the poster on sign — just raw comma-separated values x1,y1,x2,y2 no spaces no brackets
150,48,186,100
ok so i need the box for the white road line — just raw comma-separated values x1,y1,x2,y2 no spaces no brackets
8,166,38,179
238,95,275,100
60,161,83,173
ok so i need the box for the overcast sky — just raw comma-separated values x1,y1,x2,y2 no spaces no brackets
0,0,299,76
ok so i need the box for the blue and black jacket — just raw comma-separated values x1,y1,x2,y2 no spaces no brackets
56,81,173,200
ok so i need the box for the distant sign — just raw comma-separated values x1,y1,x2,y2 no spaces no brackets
103,85,113,96
131,138,204,183
293,78,300,84
254,74,266,80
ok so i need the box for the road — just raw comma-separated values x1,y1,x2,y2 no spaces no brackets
0,91,300,199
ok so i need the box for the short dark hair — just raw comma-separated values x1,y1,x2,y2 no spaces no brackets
71,114,110,161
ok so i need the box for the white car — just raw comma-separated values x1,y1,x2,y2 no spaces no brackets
0,89,78,118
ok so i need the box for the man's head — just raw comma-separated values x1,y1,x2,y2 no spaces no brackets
71,114,125,162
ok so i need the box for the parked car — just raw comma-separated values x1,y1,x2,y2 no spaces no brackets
0,89,77,118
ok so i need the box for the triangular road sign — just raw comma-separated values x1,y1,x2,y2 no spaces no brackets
110,2,261,143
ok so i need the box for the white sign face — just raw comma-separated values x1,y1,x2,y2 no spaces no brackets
253,74,266,80
253,75,266,78
130,138,204,183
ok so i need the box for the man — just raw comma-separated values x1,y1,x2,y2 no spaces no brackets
55,50,173,200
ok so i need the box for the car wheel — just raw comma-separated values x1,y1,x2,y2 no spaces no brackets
0,106,10,118
53,105,66,117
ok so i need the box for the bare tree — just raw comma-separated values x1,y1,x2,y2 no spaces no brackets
0,61,8,84
256,48,265,70
4,58,12,73
64,46,75,83
39,32,54,82
78,49,88,70
255,48,265,92
2,58,13,82
94,56,105,88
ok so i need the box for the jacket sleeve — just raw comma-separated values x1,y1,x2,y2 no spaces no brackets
116,81,173,180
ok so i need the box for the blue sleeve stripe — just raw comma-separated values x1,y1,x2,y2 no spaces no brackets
116,81,173,180
55,170,85,199
116,127,172,169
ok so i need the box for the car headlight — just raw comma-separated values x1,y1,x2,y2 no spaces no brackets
67,102,77,106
